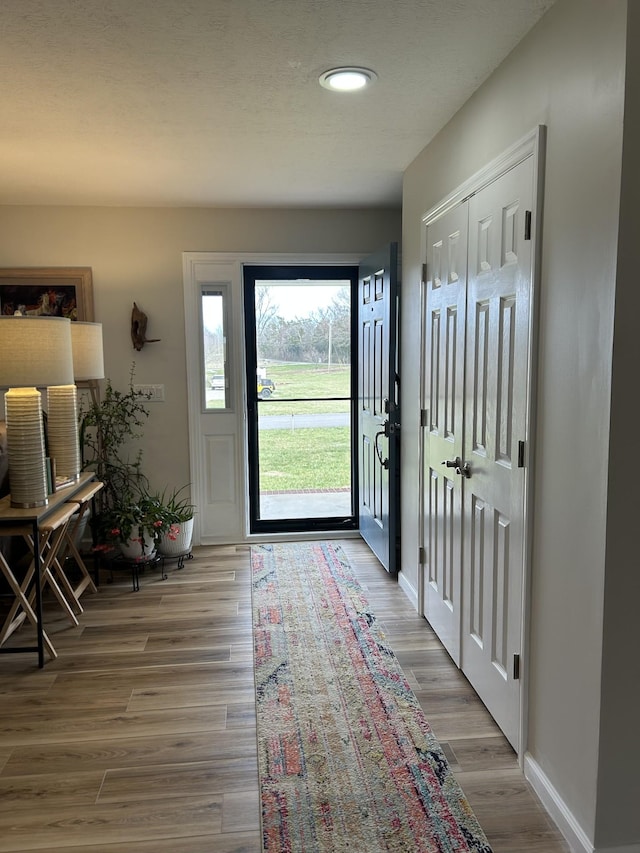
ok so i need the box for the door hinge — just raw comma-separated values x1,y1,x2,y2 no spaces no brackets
518,440,525,468
513,653,521,680
420,408,429,428
524,210,532,240
419,546,426,565
422,262,427,285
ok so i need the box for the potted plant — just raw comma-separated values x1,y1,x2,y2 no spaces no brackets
98,489,173,560
80,368,196,564
156,485,195,556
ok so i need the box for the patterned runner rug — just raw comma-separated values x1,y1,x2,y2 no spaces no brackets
251,541,492,853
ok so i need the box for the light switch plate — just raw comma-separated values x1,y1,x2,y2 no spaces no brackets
133,384,165,402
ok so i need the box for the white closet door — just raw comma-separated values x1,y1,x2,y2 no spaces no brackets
461,156,534,751
422,202,468,666
421,145,537,751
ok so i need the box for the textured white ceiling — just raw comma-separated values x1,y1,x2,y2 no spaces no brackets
0,0,555,207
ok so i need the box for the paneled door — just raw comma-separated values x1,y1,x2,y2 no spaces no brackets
422,148,537,751
422,204,468,665
461,157,534,751
358,244,399,573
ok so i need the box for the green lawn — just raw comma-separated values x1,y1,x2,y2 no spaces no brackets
207,361,355,491
258,364,352,491
259,363,351,416
259,426,351,491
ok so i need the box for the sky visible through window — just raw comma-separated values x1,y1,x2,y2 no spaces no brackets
256,282,347,321
202,281,346,332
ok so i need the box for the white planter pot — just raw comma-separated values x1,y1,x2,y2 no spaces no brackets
119,526,157,560
158,517,194,556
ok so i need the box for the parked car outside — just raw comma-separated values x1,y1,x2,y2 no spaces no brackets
210,374,275,397
258,378,276,398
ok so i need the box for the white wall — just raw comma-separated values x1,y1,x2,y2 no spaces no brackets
595,4,640,848
0,206,400,499
401,0,629,847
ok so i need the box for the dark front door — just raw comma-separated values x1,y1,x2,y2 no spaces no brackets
358,244,400,572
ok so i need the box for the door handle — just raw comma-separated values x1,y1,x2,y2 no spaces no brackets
441,457,471,478
375,424,389,469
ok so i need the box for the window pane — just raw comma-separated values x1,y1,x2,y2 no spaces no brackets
257,403,352,520
253,279,352,520
202,291,227,410
255,282,351,400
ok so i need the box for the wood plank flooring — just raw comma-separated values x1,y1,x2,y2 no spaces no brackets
0,540,570,852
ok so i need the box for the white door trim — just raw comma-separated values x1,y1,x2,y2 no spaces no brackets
422,126,546,226
182,252,363,545
418,125,546,760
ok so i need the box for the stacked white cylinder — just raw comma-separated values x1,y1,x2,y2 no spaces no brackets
47,384,80,483
4,387,48,507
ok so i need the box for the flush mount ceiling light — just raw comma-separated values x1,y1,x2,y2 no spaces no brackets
319,67,377,92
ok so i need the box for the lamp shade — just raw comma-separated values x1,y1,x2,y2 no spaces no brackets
0,316,74,506
0,316,74,388
70,321,105,380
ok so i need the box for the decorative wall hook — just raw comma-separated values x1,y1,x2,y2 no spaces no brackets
131,302,161,351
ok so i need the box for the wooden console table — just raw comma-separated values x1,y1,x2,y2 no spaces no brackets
0,472,97,668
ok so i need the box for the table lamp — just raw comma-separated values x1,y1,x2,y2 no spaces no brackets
0,316,74,507
71,321,105,391
46,321,106,484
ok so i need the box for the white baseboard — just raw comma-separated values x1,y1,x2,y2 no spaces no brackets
525,754,640,853
524,753,593,853
398,568,419,610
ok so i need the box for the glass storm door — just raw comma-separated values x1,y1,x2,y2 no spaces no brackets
243,265,358,534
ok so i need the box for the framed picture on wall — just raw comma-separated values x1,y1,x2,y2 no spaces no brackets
0,267,93,321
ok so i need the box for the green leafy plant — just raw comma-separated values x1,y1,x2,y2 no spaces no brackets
79,364,150,517
156,484,195,524
98,489,173,553
80,365,162,552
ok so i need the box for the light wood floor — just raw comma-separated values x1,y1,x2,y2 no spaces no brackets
0,540,570,852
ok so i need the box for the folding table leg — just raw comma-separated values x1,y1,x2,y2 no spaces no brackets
0,552,57,660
